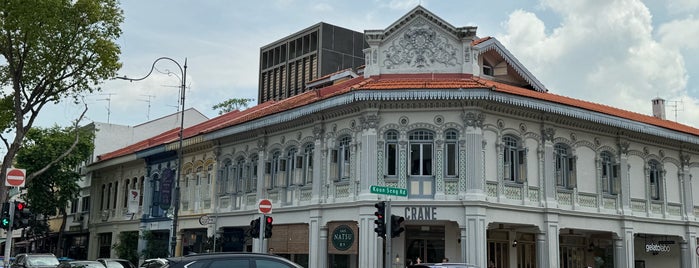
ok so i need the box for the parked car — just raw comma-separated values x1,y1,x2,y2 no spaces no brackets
56,261,105,268
95,259,133,268
164,253,303,268
408,263,479,268
11,254,60,268
138,259,166,268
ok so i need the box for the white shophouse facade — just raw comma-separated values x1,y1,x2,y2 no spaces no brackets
88,6,699,268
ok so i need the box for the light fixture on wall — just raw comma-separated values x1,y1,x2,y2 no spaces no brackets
512,240,518,247
395,254,401,264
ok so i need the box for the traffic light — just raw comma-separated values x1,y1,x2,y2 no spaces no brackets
249,217,261,238
13,201,30,229
1,202,10,230
374,201,386,238
264,216,273,238
390,214,405,238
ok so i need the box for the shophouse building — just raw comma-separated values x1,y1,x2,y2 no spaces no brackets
86,6,699,268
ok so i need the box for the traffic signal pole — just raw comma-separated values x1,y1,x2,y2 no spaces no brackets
385,200,392,268
3,200,15,268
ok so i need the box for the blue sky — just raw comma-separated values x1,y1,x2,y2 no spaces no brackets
37,0,699,129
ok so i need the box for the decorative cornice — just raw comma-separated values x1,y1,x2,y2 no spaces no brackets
203,89,699,152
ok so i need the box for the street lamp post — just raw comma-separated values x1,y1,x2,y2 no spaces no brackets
117,57,187,257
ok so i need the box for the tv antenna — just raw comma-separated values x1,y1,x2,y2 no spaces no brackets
97,93,116,123
668,99,684,122
161,83,191,111
139,94,156,120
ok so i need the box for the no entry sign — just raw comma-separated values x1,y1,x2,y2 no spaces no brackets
258,199,272,214
5,168,26,187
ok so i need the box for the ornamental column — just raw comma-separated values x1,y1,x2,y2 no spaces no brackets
462,111,485,200
541,126,556,208
359,113,380,199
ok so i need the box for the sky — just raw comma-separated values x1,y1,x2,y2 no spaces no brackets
37,0,699,130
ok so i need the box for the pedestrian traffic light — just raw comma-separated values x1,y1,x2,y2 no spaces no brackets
249,217,261,238
1,202,10,230
390,214,405,238
264,216,273,238
374,201,386,238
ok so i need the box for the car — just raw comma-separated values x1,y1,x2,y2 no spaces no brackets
95,259,134,268
56,261,105,268
138,259,166,268
164,252,303,268
11,254,60,268
408,263,479,268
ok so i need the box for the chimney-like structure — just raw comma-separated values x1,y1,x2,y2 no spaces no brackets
652,97,666,120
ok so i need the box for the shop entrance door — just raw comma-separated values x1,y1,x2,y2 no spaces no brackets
405,225,445,264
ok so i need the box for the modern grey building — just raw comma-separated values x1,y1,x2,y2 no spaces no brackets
258,22,367,103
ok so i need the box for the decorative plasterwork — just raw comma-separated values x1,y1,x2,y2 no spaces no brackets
461,111,485,128
383,18,459,70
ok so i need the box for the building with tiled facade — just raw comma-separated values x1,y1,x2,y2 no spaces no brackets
86,6,699,268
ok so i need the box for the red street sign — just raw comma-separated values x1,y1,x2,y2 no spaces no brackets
6,168,26,187
258,199,272,214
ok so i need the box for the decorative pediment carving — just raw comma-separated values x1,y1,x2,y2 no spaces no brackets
383,18,460,70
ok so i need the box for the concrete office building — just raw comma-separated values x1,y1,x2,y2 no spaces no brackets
258,22,367,103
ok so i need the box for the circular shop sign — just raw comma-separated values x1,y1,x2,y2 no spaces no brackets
199,215,210,225
331,225,355,251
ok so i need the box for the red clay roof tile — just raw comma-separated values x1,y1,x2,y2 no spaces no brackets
97,73,699,162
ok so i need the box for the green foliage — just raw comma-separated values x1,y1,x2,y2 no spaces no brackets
16,125,95,217
142,230,169,259
0,0,123,201
211,98,255,115
113,231,140,265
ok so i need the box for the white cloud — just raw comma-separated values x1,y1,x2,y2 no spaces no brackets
658,17,699,50
499,0,698,127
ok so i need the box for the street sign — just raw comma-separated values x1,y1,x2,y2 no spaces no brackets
258,199,273,214
370,185,407,197
5,168,26,187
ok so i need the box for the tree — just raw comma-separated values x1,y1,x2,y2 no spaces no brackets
113,231,139,265
211,98,255,115
0,0,123,202
141,230,169,259
15,125,95,256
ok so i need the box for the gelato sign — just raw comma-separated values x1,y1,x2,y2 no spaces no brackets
646,243,671,253
331,225,354,251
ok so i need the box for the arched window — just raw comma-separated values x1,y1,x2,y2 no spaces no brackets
249,155,258,192
332,136,352,181
385,130,399,177
266,150,282,189
503,135,526,183
234,157,246,193
409,130,434,176
444,129,459,178
554,143,576,189
649,160,662,200
286,147,298,186
600,151,619,195
302,143,314,185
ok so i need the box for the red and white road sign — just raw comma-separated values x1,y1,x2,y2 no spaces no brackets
258,199,272,214
5,168,26,187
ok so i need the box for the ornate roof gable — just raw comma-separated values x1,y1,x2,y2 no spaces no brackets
363,6,477,76
362,6,546,92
